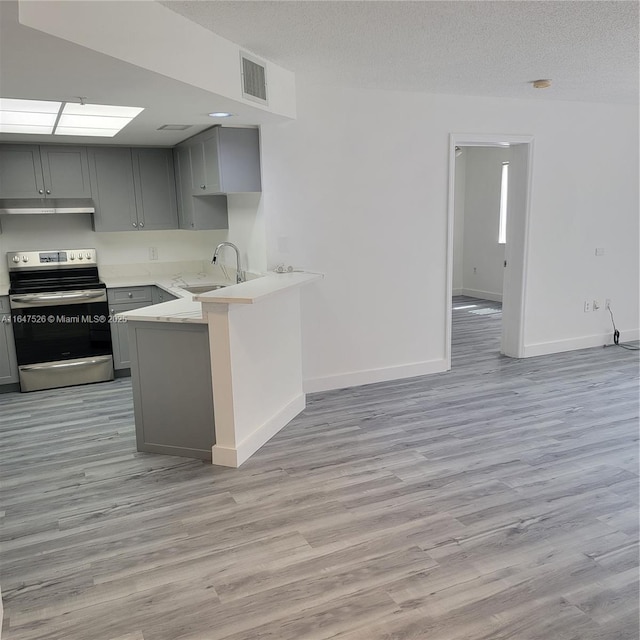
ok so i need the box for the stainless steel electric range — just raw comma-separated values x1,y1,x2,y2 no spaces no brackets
7,249,113,392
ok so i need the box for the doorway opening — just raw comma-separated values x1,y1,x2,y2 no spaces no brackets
445,134,534,369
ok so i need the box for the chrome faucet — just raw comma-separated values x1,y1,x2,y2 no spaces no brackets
212,242,245,284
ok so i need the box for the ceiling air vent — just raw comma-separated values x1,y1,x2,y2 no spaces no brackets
240,52,268,105
157,124,193,131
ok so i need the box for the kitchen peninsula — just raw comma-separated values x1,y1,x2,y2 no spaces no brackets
117,271,321,467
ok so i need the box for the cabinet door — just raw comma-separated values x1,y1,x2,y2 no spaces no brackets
88,147,138,232
132,148,179,230
188,135,220,195
188,141,206,195
0,299,18,385
40,146,92,198
0,145,45,198
201,132,221,194
218,127,261,193
174,146,194,229
110,301,146,370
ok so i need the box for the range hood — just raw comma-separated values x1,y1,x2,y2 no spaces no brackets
0,198,95,215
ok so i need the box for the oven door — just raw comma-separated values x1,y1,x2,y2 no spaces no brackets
10,289,113,366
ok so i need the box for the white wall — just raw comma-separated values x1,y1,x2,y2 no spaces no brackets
260,83,639,390
455,146,509,301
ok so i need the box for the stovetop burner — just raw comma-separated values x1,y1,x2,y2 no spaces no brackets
7,248,103,294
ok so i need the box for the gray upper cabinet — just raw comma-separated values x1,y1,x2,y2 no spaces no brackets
174,145,228,230
172,126,260,231
89,147,178,232
131,148,178,231
216,127,261,193
88,147,138,231
0,145,44,198
39,146,91,198
177,126,261,196
0,144,90,199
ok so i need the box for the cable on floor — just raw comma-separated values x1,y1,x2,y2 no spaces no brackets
608,307,640,351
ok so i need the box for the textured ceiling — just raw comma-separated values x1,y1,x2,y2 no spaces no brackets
160,0,639,104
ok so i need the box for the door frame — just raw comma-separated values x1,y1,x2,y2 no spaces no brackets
445,133,535,367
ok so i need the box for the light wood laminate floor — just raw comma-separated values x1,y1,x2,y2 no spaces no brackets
1,297,638,639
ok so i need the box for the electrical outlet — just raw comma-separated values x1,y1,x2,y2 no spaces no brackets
584,301,591,313
605,299,611,310
473,267,477,274
593,300,600,311
149,247,158,261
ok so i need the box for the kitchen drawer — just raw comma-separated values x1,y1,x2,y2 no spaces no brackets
107,286,153,305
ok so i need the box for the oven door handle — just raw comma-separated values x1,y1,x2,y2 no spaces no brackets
21,356,113,372
10,290,107,307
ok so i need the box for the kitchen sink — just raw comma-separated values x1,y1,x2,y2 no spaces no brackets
183,284,227,294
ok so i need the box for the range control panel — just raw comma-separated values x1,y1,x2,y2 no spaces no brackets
7,249,98,270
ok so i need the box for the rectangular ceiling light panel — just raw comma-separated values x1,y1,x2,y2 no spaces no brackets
0,98,62,134
54,127,122,137
54,103,144,137
0,98,144,137
61,103,144,118
0,98,61,113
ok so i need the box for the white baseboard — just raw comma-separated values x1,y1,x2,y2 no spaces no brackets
459,288,503,303
452,288,463,296
522,329,640,358
212,394,306,467
304,358,448,393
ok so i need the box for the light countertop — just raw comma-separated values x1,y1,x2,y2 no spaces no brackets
115,272,322,324
0,271,322,322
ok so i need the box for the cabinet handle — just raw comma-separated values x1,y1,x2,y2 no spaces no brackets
132,222,138,228
128,293,133,298
111,308,115,314
200,185,206,190
139,221,144,228
38,189,44,195
46,189,51,195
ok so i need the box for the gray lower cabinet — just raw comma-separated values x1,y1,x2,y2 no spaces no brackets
108,287,154,370
0,144,91,199
152,287,179,305
89,147,178,232
128,321,215,461
0,297,19,387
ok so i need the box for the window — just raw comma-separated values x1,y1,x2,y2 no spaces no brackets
498,162,509,244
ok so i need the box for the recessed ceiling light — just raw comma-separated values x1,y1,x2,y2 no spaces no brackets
532,79,552,89
208,112,233,118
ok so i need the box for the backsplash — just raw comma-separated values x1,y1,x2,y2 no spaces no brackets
0,193,267,286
